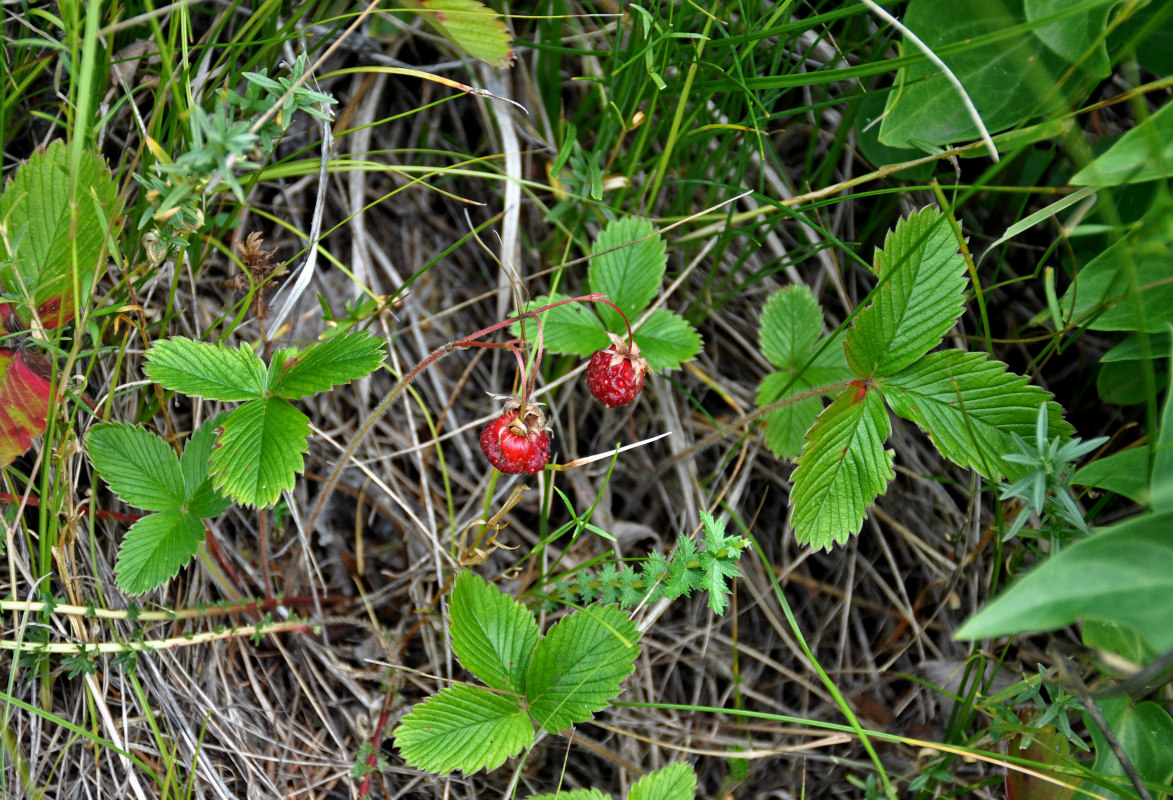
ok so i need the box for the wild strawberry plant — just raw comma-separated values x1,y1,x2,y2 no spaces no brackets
529,762,697,800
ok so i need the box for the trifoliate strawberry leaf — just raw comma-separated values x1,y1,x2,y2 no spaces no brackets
878,349,1071,481
0,343,55,467
114,511,206,596
145,338,266,402
393,685,531,774
758,375,820,460
759,285,823,370
790,383,895,550
268,331,386,400
510,293,609,356
209,398,309,508
845,207,967,377
629,762,698,800
180,415,233,519
450,571,539,695
590,217,665,333
526,604,640,733
632,309,702,372
87,422,186,512
416,0,514,68
0,141,120,326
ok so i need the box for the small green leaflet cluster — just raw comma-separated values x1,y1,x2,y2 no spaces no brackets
784,207,1071,550
513,217,702,372
142,332,386,508
88,416,233,595
529,762,697,800
545,510,748,616
394,571,641,774
756,286,852,459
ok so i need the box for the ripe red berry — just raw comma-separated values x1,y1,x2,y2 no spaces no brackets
586,334,649,408
480,400,552,474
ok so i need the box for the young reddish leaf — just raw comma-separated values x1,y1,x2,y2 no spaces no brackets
0,342,55,467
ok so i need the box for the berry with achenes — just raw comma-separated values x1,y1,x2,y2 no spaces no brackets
586,333,649,408
480,400,552,474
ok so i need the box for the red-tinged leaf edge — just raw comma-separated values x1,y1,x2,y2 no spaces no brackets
0,343,55,467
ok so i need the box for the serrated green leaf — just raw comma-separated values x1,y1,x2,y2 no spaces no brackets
417,0,514,68
145,338,266,401
268,331,386,400
450,571,539,695
1071,99,1173,186
955,510,1173,653
394,685,530,774
526,605,640,733
846,207,967,377
529,789,610,800
510,293,609,356
758,285,823,370
629,762,697,800
632,309,702,372
878,349,1071,480
209,399,309,508
1086,696,1173,800
87,422,185,512
114,511,206,595
590,217,665,332
0,141,120,325
790,384,894,550
757,372,820,460
180,415,232,519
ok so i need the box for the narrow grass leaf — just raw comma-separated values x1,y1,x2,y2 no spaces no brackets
268,331,385,400
450,571,539,694
633,309,702,372
526,604,640,733
790,384,894,550
590,217,665,332
511,293,609,356
209,398,309,508
114,511,206,595
955,510,1173,652
878,349,1070,480
393,685,531,774
758,285,822,370
629,762,697,800
145,338,266,401
845,207,967,377
87,422,185,512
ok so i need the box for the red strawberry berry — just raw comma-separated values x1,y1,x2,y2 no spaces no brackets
480,400,552,474
586,333,649,408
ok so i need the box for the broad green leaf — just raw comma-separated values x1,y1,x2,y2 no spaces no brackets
1097,360,1163,406
0,141,120,325
145,338,266,401
632,309,702,372
1083,620,1153,665
590,217,665,332
845,207,967,377
955,510,1173,652
1100,331,1172,363
209,399,309,508
878,0,1075,149
1149,341,1173,512
757,372,819,460
758,285,822,370
526,604,640,733
1073,446,1149,505
529,790,609,800
854,89,935,179
790,383,895,550
0,344,54,467
878,350,1071,480
1025,0,1112,79
416,0,514,68
450,571,539,694
87,422,185,512
393,685,531,774
510,293,609,356
114,511,206,595
268,331,386,400
1086,696,1173,800
629,762,697,800
179,415,232,519
1071,100,1173,186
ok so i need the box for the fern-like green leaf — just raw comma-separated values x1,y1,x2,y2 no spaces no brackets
450,571,539,694
590,217,665,332
209,398,309,508
790,383,895,550
268,331,385,400
845,207,967,377
393,685,531,774
526,604,640,733
87,422,186,512
145,338,266,401
878,349,1071,480
114,511,206,596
